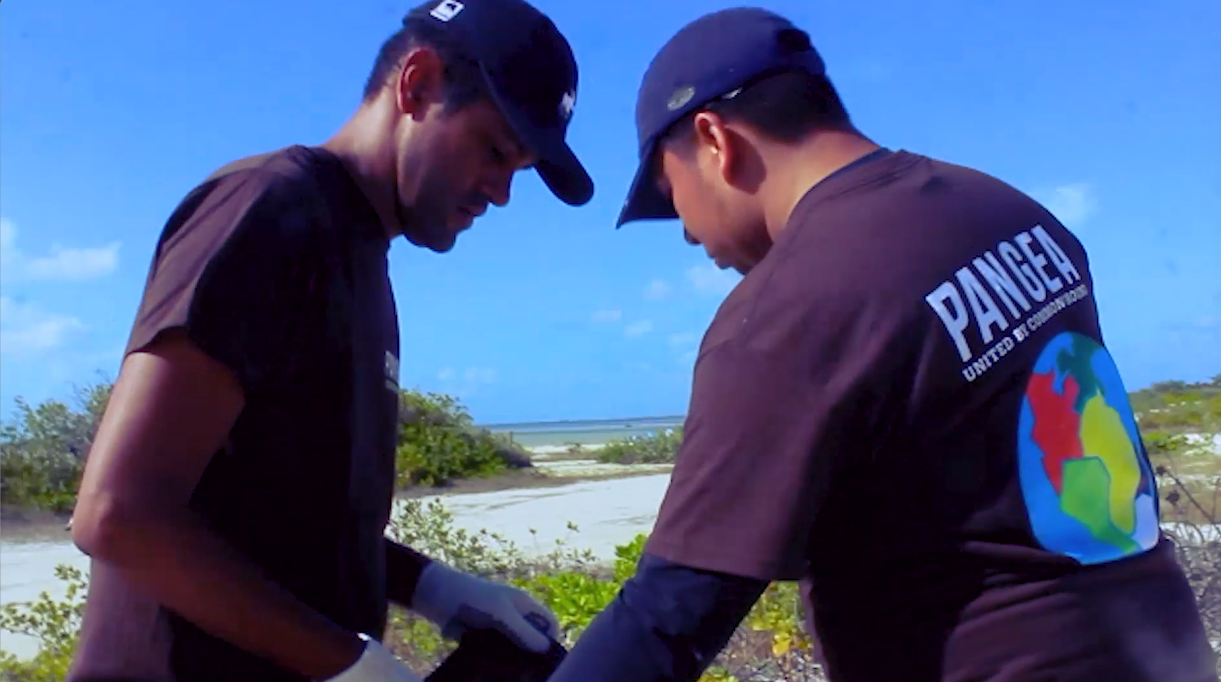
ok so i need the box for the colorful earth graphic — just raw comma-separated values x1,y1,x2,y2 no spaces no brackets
1016,331,1160,565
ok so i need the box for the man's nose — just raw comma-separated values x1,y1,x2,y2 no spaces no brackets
683,228,699,245
486,173,512,208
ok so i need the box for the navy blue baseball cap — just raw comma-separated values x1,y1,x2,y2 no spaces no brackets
616,7,826,227
404,0,594,206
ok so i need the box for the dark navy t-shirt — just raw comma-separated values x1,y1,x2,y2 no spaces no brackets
68,146,404,682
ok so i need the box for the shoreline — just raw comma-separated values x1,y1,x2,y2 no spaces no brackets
0,506,75,543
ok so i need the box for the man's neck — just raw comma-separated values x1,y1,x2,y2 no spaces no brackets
320,104,404,241
761,128,881,240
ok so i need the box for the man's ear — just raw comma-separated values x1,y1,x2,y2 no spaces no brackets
394,46,447,117
691,111,736,185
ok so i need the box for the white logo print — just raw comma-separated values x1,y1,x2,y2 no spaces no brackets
430,0,464,21
559,90,576,122
667,85,695,111
384,351,400,392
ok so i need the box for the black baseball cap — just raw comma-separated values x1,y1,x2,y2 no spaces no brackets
616,7,826,227
404,0,594,207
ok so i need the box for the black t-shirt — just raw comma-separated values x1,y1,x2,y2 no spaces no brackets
68,146,403,682
646,150,1216,681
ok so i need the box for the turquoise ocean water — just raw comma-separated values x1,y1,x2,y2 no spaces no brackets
480,415,685,448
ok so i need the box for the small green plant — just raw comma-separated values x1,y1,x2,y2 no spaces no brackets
370,499,818,679
0,565,87,682
515,571,620,639
387,497,530,577
596,427,684,465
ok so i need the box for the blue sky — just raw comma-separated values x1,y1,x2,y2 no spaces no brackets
1,0,1218,424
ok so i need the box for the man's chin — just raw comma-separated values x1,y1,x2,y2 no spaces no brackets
710,254,735,271
402,224,461,254
711,255,751,276
422,234,459,254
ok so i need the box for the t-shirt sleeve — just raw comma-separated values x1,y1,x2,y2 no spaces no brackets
125,168,330,395
644,291,914,582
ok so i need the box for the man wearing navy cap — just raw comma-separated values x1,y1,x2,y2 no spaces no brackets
65,1,588,681
548,7,1215,682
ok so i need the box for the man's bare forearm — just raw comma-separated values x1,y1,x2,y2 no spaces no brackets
81,503,363,680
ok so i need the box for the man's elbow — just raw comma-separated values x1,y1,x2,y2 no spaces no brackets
71,489,143,560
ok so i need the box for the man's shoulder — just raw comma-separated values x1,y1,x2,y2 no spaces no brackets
194,145,332,204
128,147,347,367
772,150,1079,297
699,150,1076,357
786,150,1045,238
203,144,318,180
158,146,338,258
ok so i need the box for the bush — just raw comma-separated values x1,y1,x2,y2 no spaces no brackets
395,390,522,487
596,427,683,465
0,382,111,514
0,383,528,516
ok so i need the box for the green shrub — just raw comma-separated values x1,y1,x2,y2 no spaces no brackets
596,427,684,465
0,382,111,514
394,390,517,487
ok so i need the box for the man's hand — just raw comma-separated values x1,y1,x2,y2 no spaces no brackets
410,562,561,653
322,635,423,682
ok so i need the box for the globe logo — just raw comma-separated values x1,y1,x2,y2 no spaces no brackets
1016,331,1161,565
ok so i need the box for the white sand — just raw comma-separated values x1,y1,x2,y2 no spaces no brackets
401,473,671,560
525,443,607,456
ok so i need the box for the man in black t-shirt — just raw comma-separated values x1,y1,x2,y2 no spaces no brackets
547,7,1217,682
66,1,592,681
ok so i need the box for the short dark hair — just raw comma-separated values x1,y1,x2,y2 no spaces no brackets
663,68,851,152
361,15,489,111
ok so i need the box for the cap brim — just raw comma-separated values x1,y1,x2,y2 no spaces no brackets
533,134,594,207
485,78,594,207
615,138,678,228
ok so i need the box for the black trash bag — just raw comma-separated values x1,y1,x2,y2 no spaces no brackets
426,627,567,682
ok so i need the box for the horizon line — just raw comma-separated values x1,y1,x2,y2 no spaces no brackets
479,414,687,431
